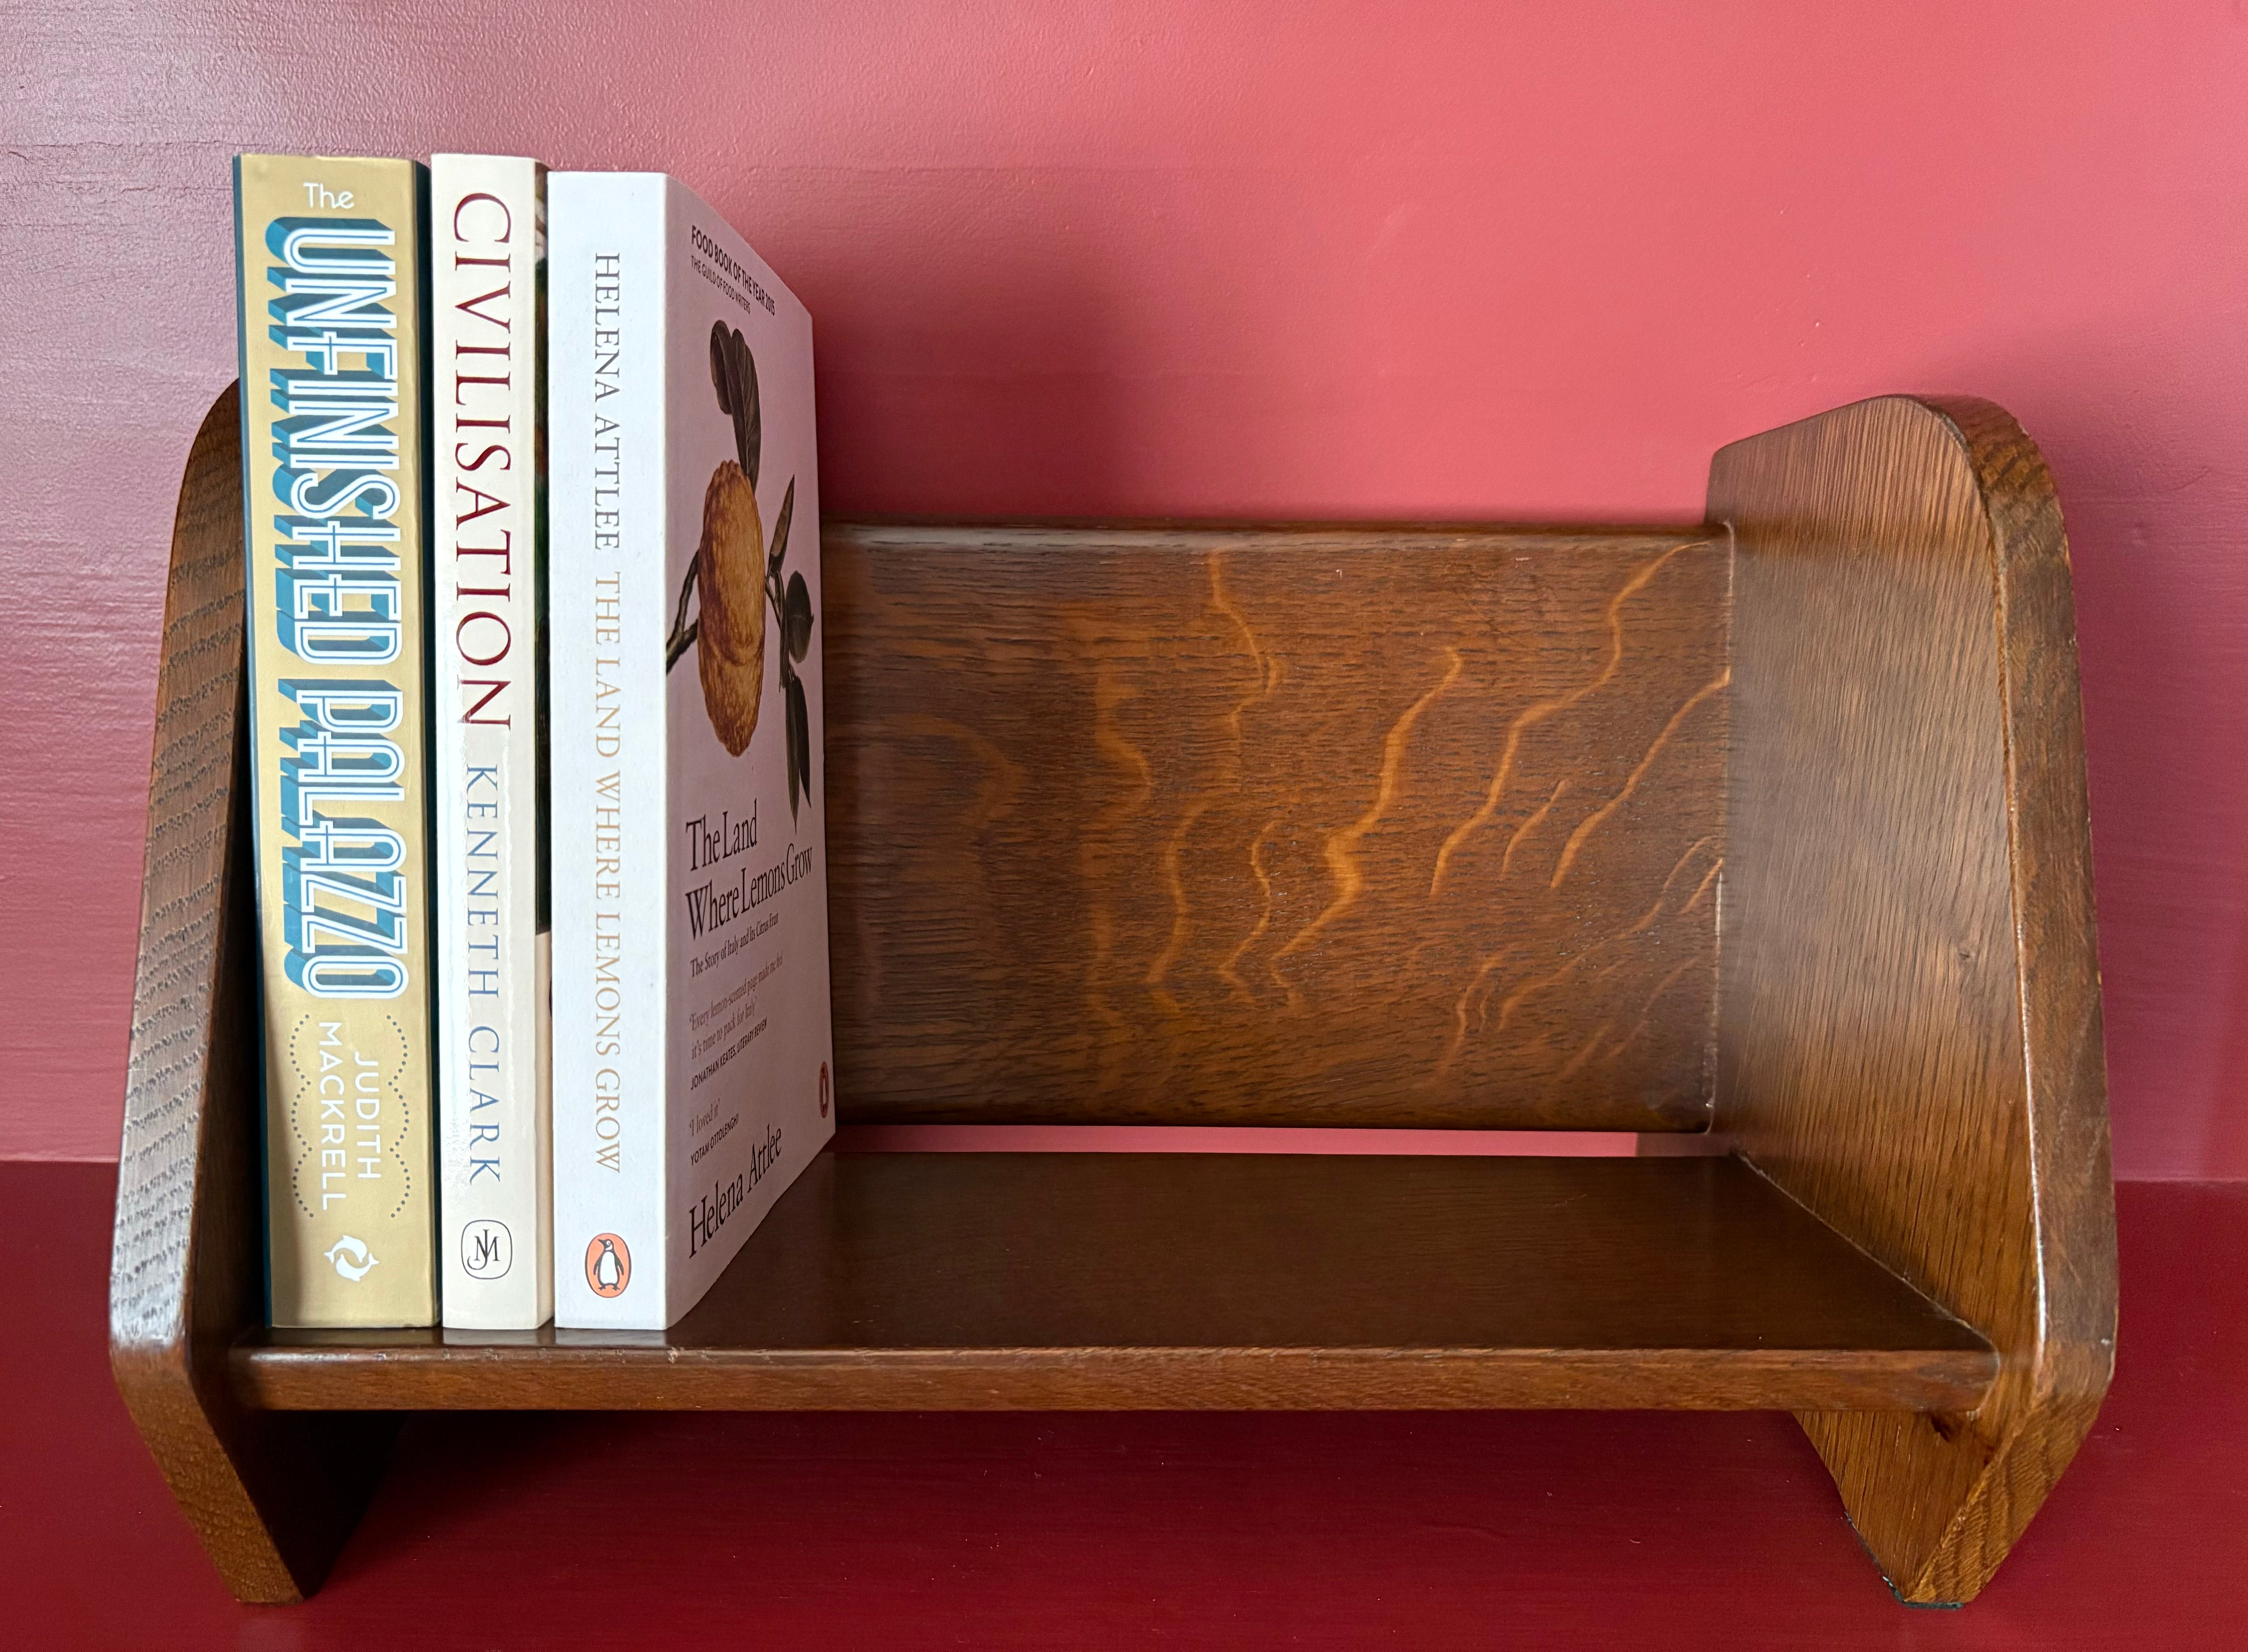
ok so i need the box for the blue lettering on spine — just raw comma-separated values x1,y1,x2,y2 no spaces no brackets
265,214,410,999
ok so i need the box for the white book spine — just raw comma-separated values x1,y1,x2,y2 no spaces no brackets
552,172,673,1326
552,172,834,1330
431,155,553,1329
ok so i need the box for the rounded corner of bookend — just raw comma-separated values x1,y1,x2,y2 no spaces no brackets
195,378,243,456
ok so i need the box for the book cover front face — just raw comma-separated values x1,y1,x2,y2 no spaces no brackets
661,181,833,1310
235,154,436,1326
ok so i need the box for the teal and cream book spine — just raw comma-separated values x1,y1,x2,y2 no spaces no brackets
233,154,438,1326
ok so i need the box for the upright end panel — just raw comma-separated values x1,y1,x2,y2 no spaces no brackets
1709,395,2116,1604
110,384,394,1603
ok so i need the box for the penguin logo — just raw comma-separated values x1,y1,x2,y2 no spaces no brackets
325,1236,379,1283
585,1233,631,1299
818,1061,830,1118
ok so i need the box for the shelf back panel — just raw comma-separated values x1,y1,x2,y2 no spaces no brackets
823,522,1729,1130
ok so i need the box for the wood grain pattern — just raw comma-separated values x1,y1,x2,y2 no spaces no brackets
823,523,1729,1130
105,385,394,1605
116,385,2113,1606
233,1152,1994,1413
1710,395,2117,1605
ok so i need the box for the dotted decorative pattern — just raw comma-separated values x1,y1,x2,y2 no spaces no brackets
282,1012,315,1221
386,1011,414,1219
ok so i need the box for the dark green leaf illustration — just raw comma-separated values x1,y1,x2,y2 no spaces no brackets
785,571,813,663
709,320,760,486
785,673,811,819
768,474,793,580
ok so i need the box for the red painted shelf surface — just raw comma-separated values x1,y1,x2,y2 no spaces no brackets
11,1162,2240,1649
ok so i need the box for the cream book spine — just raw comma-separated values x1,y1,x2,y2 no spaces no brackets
431,154,553,1329
233,153,436,1327
550,171,834,1330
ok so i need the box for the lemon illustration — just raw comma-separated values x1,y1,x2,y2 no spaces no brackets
694,460,767,755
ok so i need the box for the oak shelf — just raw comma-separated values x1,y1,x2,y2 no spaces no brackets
233,1152,1995,1414
113,385,2116,1609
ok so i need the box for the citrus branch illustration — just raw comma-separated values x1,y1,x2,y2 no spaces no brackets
665,563,699,670
664,319,814,814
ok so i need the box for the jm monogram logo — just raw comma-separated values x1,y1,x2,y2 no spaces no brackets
461,1219,513,1280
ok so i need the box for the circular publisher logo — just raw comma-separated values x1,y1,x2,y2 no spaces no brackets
461,1220,513,1281
585,1233,632,1299
324,1235,379,1283
818,1061,831,1118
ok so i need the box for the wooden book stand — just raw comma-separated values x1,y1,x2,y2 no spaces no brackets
112,385,2116,1606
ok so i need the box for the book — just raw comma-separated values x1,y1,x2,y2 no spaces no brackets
549,172,835,1330
233,154,437,1327
430,154,553,1330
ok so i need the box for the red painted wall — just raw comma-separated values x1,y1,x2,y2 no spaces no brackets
6,2,2244,1174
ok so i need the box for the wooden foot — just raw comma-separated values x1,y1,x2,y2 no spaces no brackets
109,385,394,1601
1802,1390,2103,1606
110,1352,394,1603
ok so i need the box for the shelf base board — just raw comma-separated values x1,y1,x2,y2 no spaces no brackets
236,1152,1993,1414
